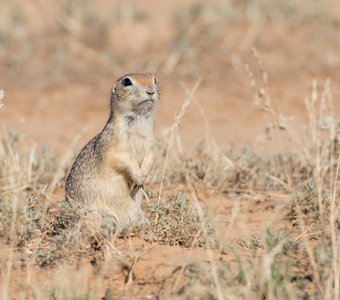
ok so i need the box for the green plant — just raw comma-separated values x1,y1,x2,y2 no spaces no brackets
143,192,215,248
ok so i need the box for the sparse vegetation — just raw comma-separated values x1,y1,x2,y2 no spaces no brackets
1,0,340,299
1,95,339,297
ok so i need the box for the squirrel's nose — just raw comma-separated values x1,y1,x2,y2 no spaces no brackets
146,85,156,96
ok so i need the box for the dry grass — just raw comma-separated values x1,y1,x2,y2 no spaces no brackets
1,1,340,299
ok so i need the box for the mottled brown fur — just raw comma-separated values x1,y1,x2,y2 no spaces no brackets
65,73,159,235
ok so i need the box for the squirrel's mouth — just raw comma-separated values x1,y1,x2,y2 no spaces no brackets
137,99,155,108
141,99,152,103
139,98,154,104
133,99,155,117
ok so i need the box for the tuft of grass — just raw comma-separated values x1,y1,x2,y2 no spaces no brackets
143,192,215,248
237,234,263,250
0,190,46,247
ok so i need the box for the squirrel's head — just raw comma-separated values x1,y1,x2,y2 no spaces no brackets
111,73,159,118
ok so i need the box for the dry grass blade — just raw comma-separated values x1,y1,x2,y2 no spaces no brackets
181,82,234,169
156,77,202,213
330,154,340,299
2,177,18,300
0,89,4,109
124,255,138,286
185,175,224,300
292,182,324,296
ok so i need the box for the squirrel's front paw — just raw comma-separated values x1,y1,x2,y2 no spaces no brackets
131,169,144,186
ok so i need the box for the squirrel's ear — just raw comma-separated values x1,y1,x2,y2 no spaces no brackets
111,85,116,94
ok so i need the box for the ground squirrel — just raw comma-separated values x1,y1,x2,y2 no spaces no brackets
65,73,159,235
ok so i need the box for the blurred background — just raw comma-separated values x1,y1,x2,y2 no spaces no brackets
0,0,340,152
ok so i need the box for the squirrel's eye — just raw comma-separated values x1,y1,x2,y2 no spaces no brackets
122,78,133,86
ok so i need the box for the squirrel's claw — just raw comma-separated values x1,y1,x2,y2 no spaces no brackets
130,184,143,199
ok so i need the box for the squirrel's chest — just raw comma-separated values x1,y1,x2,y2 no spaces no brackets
125,122,153,163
